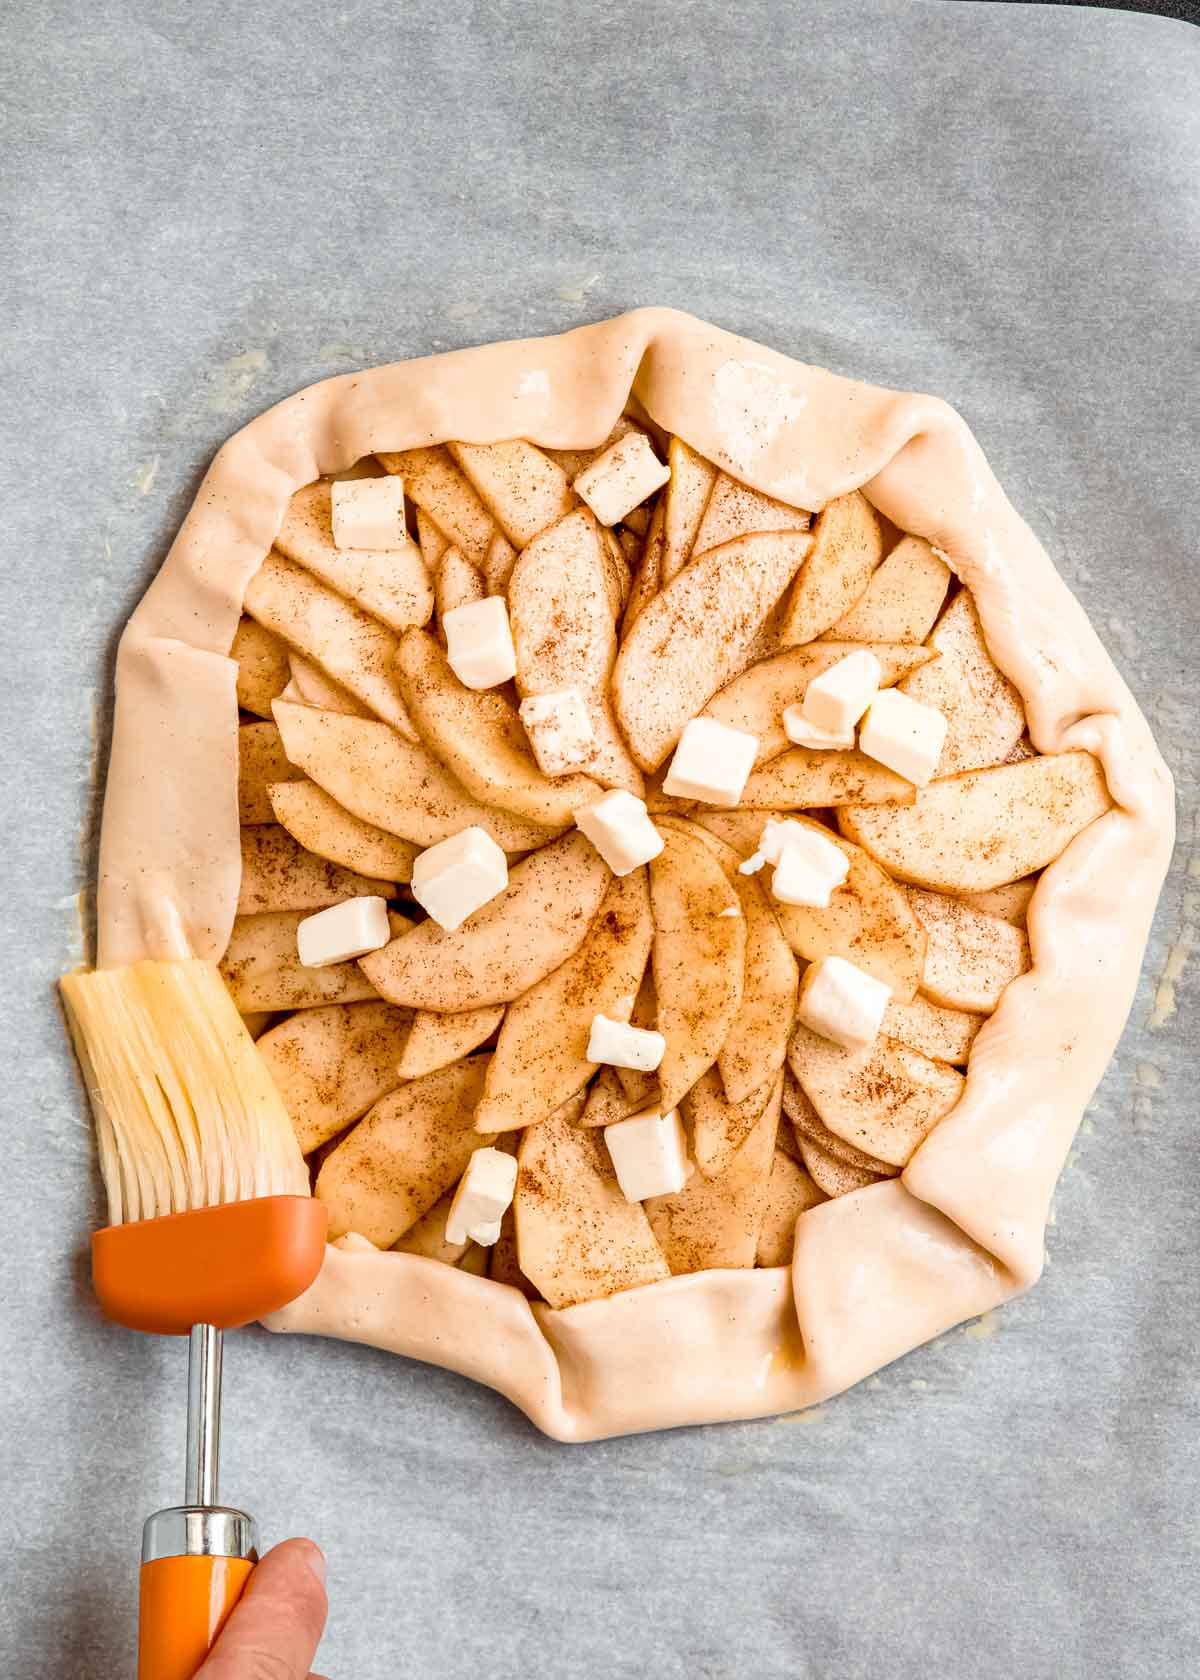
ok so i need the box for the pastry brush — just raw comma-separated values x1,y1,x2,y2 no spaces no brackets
61,958,327,1680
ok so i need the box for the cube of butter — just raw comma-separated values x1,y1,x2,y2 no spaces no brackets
587,1013,666,1072
796,955,891,1051
445,1147,518,1246
574,790,663,875
801,649,882,735
662,717,758,806
443,596,517,690
604,1108,690,1202
574,432,671,527
518,688,598,776
781,704,855,751
410,826,508,931
858,687,948,787
330,476,408,550
770,826,850,909
296,896,392,968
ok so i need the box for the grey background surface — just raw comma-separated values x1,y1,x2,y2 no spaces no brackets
2,2,1197,1676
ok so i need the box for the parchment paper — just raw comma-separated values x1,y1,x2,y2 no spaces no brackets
2,3,1196,1676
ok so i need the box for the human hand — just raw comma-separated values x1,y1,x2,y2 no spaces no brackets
196,1538,329,1679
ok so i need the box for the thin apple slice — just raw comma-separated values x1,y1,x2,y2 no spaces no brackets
286,652,372,717
515,1095,669,1308
693,473,810,555
644,1082,778,1273
274,480,433,634
621,495,664,636
783,1068,898,1175
396,629,602,827
661,436,718,582
447,439,576,548
794,1132,884,1198
483,532,519,593
507,509,643,794
907,889,1030,1013
237,823,394,914
256,1000,411,1153
219,908,411,1011
488,1206,538,1297
435,547,486,620
755,1151,827,1266
474,869,654,1134
825,535,951,644
778,491,884,645
899,590,1026,774
723,812,926,1001
315,1056,493,1245
396,1004,504,1081
376,447,495,568
954,876,1038,925
391,1188,471,1265
416,508,449,570
232,617,290,717
838,752,1111,892
694,827,799,1103
788,1023,964,1168
740,748,916,809
267,780,418,882
702,641,935,766
649,822,745,1111
881,994,983,1065
684,1065,781,1180
612,969,660,1111
575,1067,638,1129
271,700,554,853
360,831,611,1011
239,721,304,825
613,530,811,770
244,552,417,739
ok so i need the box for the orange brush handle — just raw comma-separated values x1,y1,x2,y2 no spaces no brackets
139,1553,254,1680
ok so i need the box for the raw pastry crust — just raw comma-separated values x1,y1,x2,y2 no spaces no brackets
97,309,1173,1439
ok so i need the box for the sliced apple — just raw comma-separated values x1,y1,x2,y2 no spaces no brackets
219,908,410,1011
838,752,1111,892
685,1065,781,1180
256,999,411,1153
621,495,664,637
435,546,485,620
474,869,654,1133
693,472,810,555
644,1082,777,1272
575,1067,638,1128
507,509,644,793
239,721,304,825
232,617,290,717
285,652,372,717
782,1068,898,1175
788,1024,964,1168
315,1055,493,1246
482,531,519,593
237,823,394,915
544,416,643,482
702,641,935,766
954,876,1038,925
825,534,951,644
395,1004,505,1081
794,1132,884,1198
390,1188,471,1265
488,1206,538,1297
244,552,417,739
376,447,494,568
515,1096,669,1308
778,491,884,645
612,968,661,1111
740,748,916,810
447,439,575,549
661,436,718,582
899,590,1025,774
273,479,433,634
271,700,554,853
267,780,418,882
907,889,1030,1013
649,822,746,1111
416,507,449,570
396,629,602,827
755,1151,827,1266
881,994,983,1065
360,830,611,1011
613,530,811,770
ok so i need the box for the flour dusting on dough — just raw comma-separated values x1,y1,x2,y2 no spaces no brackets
712,358,808,485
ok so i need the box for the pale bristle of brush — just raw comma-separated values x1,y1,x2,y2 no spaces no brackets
60,959,308,1226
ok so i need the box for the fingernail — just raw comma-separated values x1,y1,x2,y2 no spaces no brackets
303,1542,328,1585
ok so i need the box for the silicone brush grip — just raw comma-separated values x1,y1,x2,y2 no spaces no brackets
139,1554,254,1680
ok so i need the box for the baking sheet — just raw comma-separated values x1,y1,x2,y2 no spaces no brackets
2,1,1197,1674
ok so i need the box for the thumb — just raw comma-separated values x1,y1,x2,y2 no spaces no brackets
196,1538,328,1679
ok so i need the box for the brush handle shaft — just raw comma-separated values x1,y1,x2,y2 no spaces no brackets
138,1553,254,1679
185,1324,222,1505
